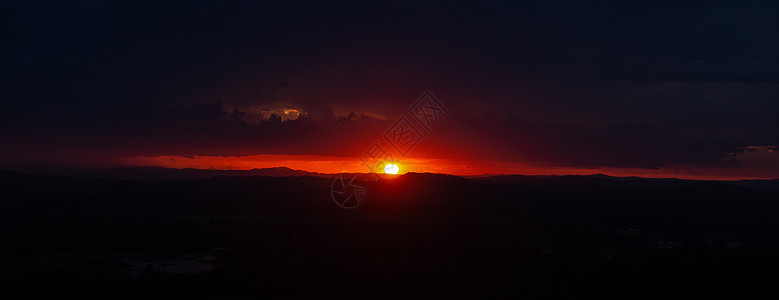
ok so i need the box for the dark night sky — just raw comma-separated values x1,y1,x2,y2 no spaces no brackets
2,0,779,178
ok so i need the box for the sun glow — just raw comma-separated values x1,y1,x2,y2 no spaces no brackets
384,163,399,175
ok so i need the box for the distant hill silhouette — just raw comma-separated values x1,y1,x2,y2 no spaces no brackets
730,179,779,191
0,163,332,181
3,163,779,190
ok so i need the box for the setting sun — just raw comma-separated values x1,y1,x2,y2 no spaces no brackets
384,163,399,174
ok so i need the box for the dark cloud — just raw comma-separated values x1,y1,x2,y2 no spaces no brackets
229,108,246,120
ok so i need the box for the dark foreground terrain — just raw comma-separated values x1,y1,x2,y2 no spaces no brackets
2,170,779,299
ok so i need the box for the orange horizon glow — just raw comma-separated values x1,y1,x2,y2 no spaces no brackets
115,154,779,181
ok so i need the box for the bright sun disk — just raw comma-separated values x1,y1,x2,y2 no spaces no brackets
384,163,399,174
